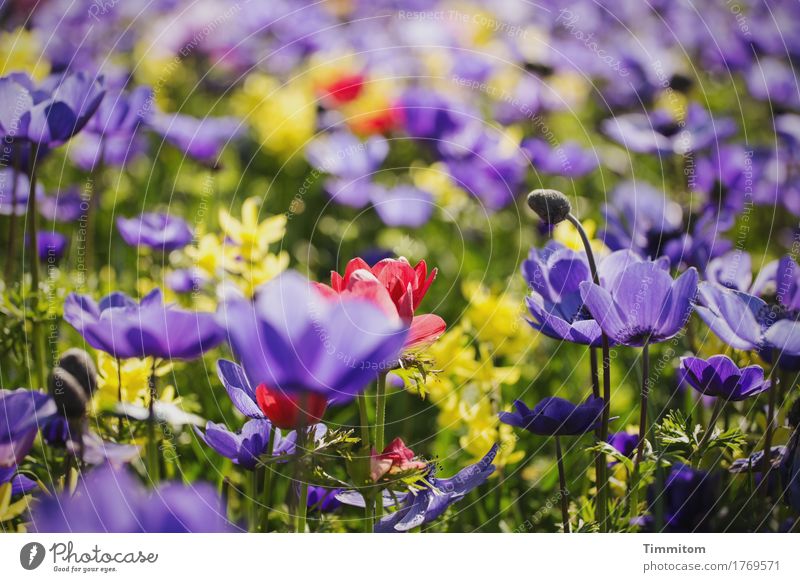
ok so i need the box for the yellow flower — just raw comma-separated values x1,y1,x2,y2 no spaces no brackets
0,482,32,523
232,251,290,297
654,90,688,123
460,406,524,468
0,28,49,80
553,218,607,256
219,197,287,263
411,163,469,208
462,281,535,358
233,74,317,159
93,354,174,411
187,233,225,277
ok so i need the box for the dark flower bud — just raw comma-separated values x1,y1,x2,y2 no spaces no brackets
527,189,572,225
49,366,89,419
56,348,98,398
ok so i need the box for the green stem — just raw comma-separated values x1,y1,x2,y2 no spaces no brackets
261,425,276,532
761,369,779,477
357,392,371,448
695,398,725,465
146,362,160,483
633,342,651,470
294,421,308,533
25,143,47,390
565,212,610,532
374,372,387,519
249,467,259,531
84,137,105,282
554,436,570,533
4,146,20,282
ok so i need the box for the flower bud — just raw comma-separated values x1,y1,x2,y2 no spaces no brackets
49,366,89,419
527,189,572,225
57,348,98,398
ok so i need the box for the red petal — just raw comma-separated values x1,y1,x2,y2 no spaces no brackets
405,314,446,349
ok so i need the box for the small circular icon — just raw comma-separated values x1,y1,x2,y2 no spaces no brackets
20,542,46,570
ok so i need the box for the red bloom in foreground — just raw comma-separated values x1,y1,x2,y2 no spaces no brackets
319,73,365,106
370,437,428,482
316,257,445,349
255,384,328,430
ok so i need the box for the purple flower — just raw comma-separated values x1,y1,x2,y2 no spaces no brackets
147,112,242,165
523,244,669,347
370,184,433,228
36,231,67,263
579,260,698,346
500,396,604,436
63,288,224,360
0,72,105,147
370,445,497,532
306,486,342,512
608,432,639,458
521,138,599,178
196,419,299,470
696,257,800,356
1,389,56,467
705,251,752,292
679,355,770,401
0,167,42,215
166,268,208,294
600,180,683,260
116,212,193,252
38,187,86,222
601,104,735,156
30,464,234,532
305,130,388,209
218,271,408,404
70,86,153,170
641,463,716,532
730,447,786,474
0,466,38,496
396,88,471,140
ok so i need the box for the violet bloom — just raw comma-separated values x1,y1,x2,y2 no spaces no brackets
696,256,800,357
0,72,105,148
0,168,42,215
601,103,735,156
396,88,471,140
196,419,298,470
705,251,752,292
305,130,388,208
521,138,599,178
522,244,657,347
147,112,242,165
679,355,770,401
640,463,716,532
117,212,193,252
36,231,67,263
218,271,408,404
1,389,56,467
0,466,38,496
166,268,208,294
370,184,433,228
306,486,342,512
70,86,152,170
500,396,604,436
730,447,786,474
63,288,224,360
579,260,698,346
608,432,639,458
38,187,86,222
369,445,497,533
31,464,234,532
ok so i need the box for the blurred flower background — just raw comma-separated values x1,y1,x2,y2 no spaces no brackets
2,0,800,533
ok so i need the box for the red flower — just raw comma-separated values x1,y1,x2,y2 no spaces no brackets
319,73,365,106
316,257,445,349
370,438,428,481
255,384,327,430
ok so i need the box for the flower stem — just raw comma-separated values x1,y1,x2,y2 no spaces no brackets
695,398,724,465
146,362,160,483
260,425,275,532
761,370,779,477
374,372,387,519
294,421,308,533
634,341,651,470
25,143,47,390
554,436,570,533
4,146,20,282
249,468,260,531
565,212,610,532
